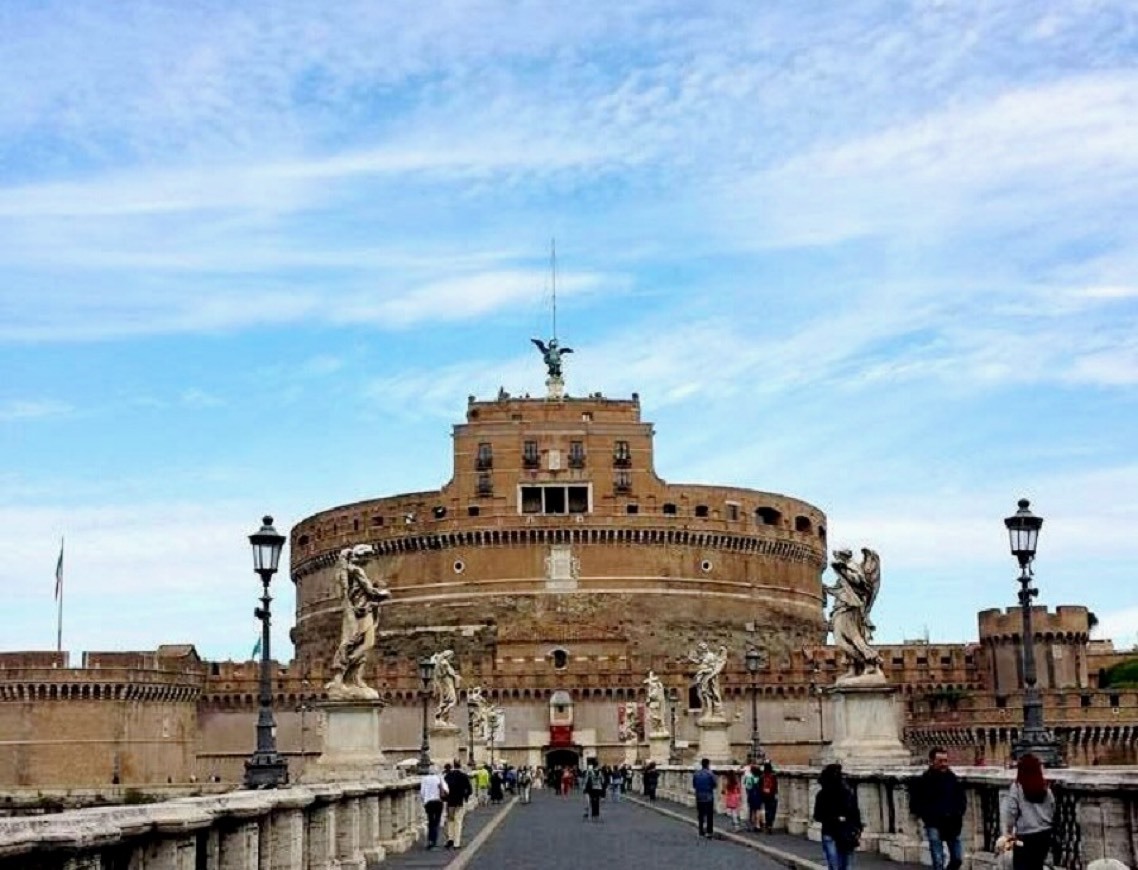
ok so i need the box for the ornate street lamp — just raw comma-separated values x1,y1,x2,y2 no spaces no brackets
1004,499,1062,767
745,646,763,761
244,516,289,789
417,656,436,775
667,686,680,764
466,696,476,765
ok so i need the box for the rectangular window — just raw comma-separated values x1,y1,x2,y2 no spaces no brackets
568,486,590,514
613,440,631,467
543,487,566,514
520,484,592,515
1081,694,1092,708
523,440,539,468
626,504,639,514
995,696,1008,709
726,502,739,521
1110,694,1120,708
614,470,632,493
477,473,493,497
569,441,585,468
476,442,493,470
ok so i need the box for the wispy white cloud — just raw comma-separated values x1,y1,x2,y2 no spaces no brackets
0,399,73,421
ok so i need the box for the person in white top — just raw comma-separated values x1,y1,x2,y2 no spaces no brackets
420,765,448,849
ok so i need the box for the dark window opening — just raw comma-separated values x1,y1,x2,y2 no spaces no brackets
940,656,952,665
544,487,566,514
371,516,384,527
1081,694,1092,708
568,486,589,514
297,535,309,547
662,503,677,515
626,504,639,514
613,440,631,467
917,657,928,666
477,473,493,497
467,506,481,517
521,487,543,514
353,519,359,531
552,650,569,670
569,441,586,468
614,471,632,493
695,504,709,518
432,506,447,520
995,696,1008,709
818,525,826,540
523,440,540,469
688,684,702,710
726,503,739,521
795,515,812,533
1110,694,1120,708
476,442,493,470
756,507,781,526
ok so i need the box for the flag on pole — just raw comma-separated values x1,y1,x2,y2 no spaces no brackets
251,636,262,659
54,538,64,600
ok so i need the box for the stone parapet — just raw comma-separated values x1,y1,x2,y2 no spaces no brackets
643,764,1138,869
0,779,423,869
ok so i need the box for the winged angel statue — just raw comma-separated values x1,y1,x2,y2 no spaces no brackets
531,337,573,379
824,548,885,685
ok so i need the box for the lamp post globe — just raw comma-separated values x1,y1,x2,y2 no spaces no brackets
417,656,436,775
244,516,289,789
745,646,763,762
1004,499,1062,767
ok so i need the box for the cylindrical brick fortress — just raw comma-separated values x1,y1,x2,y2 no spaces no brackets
290,393,828,667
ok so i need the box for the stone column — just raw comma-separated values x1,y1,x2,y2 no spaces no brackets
357,782,386,866
149,803,215,870
694,715,731,763
304,785,343,870
334,785,366,870
647,732,671,765
269,788,314,870
429,723,461,766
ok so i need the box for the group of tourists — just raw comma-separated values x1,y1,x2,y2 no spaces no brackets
814,748,1057,870
418,760,540,850
690,757,780,838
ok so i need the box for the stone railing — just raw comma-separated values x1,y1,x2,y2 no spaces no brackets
0,778,423,869
645,765,1138,870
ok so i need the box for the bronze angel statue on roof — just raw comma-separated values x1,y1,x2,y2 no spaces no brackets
824,547,884,684
531,337,573,379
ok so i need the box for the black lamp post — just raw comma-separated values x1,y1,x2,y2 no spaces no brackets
745,646,763,762
667,687,680,764
244,516,289,789
466,697,477,765
417,656,436,775
1004,498,1062,767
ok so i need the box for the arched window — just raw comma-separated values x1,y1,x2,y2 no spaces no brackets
756,507,781,526
795,515,812,533
551,649,569,670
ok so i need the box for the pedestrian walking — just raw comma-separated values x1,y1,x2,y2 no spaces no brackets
723,770,743,830
419,764,448,850
473,764,490,806
489,767,505,804
1000,753,1055,870
442,761,472,850
561,766,574,796
760,761,780,833
743,763,763,830
911,747,966,870
582,758,606,820
642,762,659,801
609,765,624,802
693,758,718,838
518,766,533,804
813,763,862,870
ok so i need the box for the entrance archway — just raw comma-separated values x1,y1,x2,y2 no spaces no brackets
544,746,581,792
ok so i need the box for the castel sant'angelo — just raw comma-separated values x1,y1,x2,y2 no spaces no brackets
1,343,1135,788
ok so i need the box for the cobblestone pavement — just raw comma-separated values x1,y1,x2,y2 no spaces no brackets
462,789,788,870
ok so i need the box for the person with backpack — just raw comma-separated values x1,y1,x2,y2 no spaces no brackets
813,763,862,870
609,765,624,802
642,761,660,801
582,758,606,820
442,761,472,850
911,747,967,870
693,758,718,838
743,763,763,830
760,761,780,833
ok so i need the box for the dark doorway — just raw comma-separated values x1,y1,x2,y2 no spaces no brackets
545,747,580,770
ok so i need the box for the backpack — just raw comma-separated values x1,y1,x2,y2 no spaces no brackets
585,769,603,792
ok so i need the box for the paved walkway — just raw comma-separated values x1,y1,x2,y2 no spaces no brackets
373,797,517,869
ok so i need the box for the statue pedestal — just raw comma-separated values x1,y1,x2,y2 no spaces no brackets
545,375,565,400
622,742,639,766
814,683,910,769
429,723,461,766
648,732,672,765
302,700,393,783
695,715,732,764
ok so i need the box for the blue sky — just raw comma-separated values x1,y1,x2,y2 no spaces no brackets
2,1,1136,661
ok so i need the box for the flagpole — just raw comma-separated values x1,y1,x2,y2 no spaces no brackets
55,537,64,654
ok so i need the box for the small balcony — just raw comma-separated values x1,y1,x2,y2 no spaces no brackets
476,474,493,497
475,456,493,471
569,454,586,469
612,454,631,468
523,454,540,470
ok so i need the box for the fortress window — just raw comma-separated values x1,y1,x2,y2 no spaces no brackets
818,525,826,540
353,519,359,531
297,535,309,547
569,440,586,468
568,486,589,513
756,507,781,526
520,484,592,514
614,471,632,494
795,515,813,533
726,503,739,521
626,504,639,515
1111,694,1120,708
522,487,543,513
1081,694,1092,708
476,443,493,470
477,473,493,497
695,504,709,518
552,649,569,670
545,487,566,513
467,506,481,517
523,440,540,469
432,506,447,520
662,503,677,515
995,696,1008,709
613,440,631,467
581,412,593,422
371,515,384,527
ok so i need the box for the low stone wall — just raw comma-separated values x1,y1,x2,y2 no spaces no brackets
0,778,423,869
645,765,1138,870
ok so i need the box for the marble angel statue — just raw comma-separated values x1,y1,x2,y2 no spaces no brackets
824,547,884,684
643,669,667,734
429,649,461,726
325,545,392,700
688,642,728,718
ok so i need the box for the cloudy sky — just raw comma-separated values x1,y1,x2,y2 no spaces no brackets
2,1,1136,661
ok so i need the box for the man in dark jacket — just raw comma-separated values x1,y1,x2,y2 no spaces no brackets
443,761,473,849
693,758,718,838
910,747,966,870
